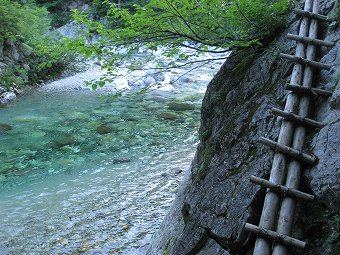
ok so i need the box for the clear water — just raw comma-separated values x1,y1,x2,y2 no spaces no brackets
0,75,209,254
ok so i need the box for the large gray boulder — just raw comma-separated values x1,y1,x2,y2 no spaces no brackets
149,1,339,254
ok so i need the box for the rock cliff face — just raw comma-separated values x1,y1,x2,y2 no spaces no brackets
0,40,33,104
149,1,339,254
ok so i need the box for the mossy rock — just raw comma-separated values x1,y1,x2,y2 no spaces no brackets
0,123,13,133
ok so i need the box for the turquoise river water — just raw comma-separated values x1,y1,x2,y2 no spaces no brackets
0,73,211,254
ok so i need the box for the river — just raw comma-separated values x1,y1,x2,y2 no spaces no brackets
0,64,219,254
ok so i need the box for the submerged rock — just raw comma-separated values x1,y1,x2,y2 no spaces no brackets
158,112,177,120
96,124,114,135
168,101,195,111
111,158,132,164
53,135,76,148
0,123,13,133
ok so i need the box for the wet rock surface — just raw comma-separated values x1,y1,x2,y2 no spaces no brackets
149,1,339,254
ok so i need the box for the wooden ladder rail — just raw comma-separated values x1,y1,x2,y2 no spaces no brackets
251,0,316,254
272,1,322,254
250,0,330,255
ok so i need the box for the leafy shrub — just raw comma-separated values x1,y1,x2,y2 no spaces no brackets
29,33,87,81
0,64,28,88
0,0,50,42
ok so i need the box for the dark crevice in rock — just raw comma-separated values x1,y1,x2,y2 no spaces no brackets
198,226,232,254
182,203,191,225
184,228,210,255
197,225,254,255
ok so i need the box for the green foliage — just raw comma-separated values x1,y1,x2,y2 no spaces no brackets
0,1,86,86
73,0,291,50
0,0,50,42
29,34,87,81
69,0,292,80
325,210,340,245
0,64,28,88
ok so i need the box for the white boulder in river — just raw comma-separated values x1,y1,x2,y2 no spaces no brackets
112,76,130,90
0,91,16,104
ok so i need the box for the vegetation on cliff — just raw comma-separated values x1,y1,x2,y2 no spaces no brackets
0,0,292,89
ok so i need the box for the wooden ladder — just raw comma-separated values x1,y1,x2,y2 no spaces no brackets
244,0,335,254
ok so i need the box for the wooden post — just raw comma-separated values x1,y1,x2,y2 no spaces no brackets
272,1,320,255
271,108,324,128
293,8,329,21
287,34,336,48
259,137,317,165
280,53,331,70
252,1,313,254
245,223,306,249
286,83,333,97
250,175,315,201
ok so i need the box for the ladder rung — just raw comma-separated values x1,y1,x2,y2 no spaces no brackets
280,53,331,70
250,175,315,201
244,223,306,249
287,34,335,48
293,9,329,21
271,108,324,129
259,137,317,165
286,83,333,97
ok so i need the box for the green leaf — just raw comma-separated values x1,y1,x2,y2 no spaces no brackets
85,48,92,58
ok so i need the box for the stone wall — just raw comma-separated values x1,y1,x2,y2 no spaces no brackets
149,0,339,254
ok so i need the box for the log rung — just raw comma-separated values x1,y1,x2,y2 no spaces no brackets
259,137,318,165
293,9,329,21
280,53,331,70
271,108,324,129
286,83,333,97
244,223,306,249
250,175,315,201
287,34,335,48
